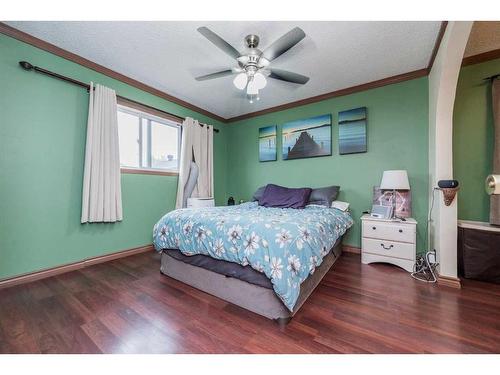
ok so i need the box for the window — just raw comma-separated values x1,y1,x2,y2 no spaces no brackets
117,104,181,174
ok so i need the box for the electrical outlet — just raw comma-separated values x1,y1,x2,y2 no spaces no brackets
427,250,437,265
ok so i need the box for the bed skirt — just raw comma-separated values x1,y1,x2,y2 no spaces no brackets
160,238,343,320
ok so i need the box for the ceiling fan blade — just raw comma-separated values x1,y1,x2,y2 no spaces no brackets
195,70,234,81
197,26,241,60
262,27,306,61
268,69,309,84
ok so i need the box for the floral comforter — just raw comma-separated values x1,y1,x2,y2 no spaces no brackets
153,202,353,311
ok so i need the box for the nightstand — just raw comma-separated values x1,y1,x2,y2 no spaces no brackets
360,214,417,272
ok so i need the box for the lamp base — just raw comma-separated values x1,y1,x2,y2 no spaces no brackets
391,189,397,219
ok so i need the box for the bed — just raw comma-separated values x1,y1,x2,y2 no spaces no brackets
153,201,353,321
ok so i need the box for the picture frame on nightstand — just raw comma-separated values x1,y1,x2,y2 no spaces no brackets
372,186,412,218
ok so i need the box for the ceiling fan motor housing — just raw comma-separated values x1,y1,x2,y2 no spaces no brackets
245,34,260,48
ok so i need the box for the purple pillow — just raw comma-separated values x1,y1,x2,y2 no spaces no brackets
259,184,312,209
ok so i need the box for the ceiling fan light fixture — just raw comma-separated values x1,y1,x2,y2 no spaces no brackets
257,57,270,68
233,72,248,90
253,72,267,90
246,79,259,95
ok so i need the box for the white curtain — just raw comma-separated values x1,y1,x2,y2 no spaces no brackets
81,82,123,223
175,117,214,208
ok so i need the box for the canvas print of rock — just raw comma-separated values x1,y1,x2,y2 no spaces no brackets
259,125,277,162
282,114,332,160
339,107,367,154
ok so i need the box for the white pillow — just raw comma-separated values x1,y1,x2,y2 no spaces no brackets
331,200,350,211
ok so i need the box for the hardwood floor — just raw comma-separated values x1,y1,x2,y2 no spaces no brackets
1,251,499,354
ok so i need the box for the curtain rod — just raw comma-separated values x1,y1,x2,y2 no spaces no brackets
18,61,219,133
483,74,500,81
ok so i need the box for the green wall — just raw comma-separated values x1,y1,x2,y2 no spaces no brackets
0,34,227,279
453,58,500,222
226,77,429,251
0,32,433,279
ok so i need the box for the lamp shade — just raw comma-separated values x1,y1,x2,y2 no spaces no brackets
380,170,410,190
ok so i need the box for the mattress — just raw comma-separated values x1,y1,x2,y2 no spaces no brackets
163,236,343,290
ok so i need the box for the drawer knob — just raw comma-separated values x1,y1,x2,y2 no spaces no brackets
372,226,376,230
399,229,403,233
380,243,394,250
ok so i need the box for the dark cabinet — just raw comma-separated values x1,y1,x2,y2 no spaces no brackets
458,226,500,284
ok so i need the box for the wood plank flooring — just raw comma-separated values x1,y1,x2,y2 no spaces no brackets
1,251,499,353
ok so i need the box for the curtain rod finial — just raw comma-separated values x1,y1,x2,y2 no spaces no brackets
19,61,33,71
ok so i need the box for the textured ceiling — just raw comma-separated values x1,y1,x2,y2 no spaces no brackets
465,21,500,58
7,21,441,119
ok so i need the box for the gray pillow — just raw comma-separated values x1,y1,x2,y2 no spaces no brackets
251,186,267,202
307,186,340,207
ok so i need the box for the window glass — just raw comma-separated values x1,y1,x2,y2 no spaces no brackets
117,106,180,172
117,111,140,168
151,120,179,170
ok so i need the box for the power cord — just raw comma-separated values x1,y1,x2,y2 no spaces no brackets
411,249,438,282
426,187,438,251
411,187,439,283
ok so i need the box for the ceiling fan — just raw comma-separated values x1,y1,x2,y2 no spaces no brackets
195,26,310,103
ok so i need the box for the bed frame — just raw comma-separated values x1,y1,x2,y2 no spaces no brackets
159,238,343,323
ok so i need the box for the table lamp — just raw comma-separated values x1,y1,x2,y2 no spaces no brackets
380,170,410,219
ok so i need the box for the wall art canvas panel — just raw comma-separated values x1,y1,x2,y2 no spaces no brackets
259,125,277,162
372,186,412,218
282,114,332,160
339,107,367,154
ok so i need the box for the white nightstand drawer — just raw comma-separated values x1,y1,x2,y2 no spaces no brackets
362,253,415,272
362,237,415,260
362,221,415,244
